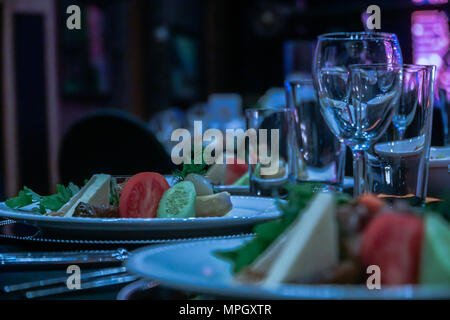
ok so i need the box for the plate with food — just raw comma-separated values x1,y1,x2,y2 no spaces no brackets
0,170,281,239
126,186,450,299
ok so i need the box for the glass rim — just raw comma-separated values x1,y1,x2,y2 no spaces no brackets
347,63,436,74
245,106,293,114
348,63,402,70
284,78,313,86
410,64,437,71
317,32,398,41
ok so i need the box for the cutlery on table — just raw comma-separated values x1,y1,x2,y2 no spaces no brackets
3,266,128,293
3,265,146,299
25,272,141,299
0,248,130,267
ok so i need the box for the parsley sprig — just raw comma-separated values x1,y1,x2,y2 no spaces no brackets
5,183,80,214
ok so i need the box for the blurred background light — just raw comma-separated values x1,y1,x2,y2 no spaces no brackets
411,9,450,93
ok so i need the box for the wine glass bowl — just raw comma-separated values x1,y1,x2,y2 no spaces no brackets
313,32,403,196
347,64,402,151
313,32,402,72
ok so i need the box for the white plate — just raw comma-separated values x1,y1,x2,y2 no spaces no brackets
0,196,280,239
430,146,450,168
126,238,450,299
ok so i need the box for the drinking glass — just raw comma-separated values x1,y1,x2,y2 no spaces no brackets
366,65,436,202
393,65,427,140
245,108,299,197
316,64,402,196
284,79,346,189
313,32,403,196
313,32,402,74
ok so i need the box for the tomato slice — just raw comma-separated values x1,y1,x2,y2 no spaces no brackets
360,213,423,285
119,172,170,218
225,159,248,185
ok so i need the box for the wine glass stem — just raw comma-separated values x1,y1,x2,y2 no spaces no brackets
398,127,405,140
352,150,367,197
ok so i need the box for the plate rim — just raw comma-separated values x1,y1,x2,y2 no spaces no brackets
126,238,450,300
0,195,280,226
430,147,450,167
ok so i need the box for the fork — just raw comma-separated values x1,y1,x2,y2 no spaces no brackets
25,272,140,299
3,266,143,299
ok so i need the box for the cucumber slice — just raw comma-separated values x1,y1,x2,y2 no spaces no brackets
419,213,450,285
157,181,196,219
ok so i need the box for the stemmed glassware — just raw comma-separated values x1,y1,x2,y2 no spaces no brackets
393,64,426,140
313,32,403,196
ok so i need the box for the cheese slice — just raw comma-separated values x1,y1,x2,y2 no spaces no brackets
60,174,111,217
245,218,296,276
262,192,339,287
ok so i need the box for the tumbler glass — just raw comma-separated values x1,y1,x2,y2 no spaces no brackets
366,64,436,203
285,79,346,190
245,108,299,197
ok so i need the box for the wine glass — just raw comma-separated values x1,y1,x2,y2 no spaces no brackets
313,32,403,196
393,64,427,140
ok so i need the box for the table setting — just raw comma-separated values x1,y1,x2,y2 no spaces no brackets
0,31,449,301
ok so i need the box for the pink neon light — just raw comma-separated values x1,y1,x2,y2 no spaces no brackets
412,0,448,4
411,10,450,95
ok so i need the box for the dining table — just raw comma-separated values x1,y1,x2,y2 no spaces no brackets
0,235,133,300
0,212,255,300
0,217,209,300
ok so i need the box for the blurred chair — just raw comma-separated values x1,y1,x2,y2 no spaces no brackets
59,109,176,186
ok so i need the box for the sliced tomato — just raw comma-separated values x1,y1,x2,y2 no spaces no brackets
225,159,248,185
119,172,170,218
360,213,423,285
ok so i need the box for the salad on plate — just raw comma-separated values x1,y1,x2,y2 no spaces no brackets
217,185,450,287
4,168,234,220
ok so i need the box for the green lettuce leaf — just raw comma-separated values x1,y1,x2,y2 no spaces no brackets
215,184,320,273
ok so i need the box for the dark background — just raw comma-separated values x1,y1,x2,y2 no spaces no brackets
0,0,448,196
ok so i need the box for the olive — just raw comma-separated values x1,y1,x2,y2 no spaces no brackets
185,173,214,196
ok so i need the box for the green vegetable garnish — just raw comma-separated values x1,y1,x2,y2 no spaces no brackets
5,182,80,214
172,145,209,183
110,179,119,206
40,183,79,212
5,190,34,209
216,184,323,273
172,163,208,183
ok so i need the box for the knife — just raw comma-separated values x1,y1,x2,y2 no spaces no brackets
0,248,130,267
